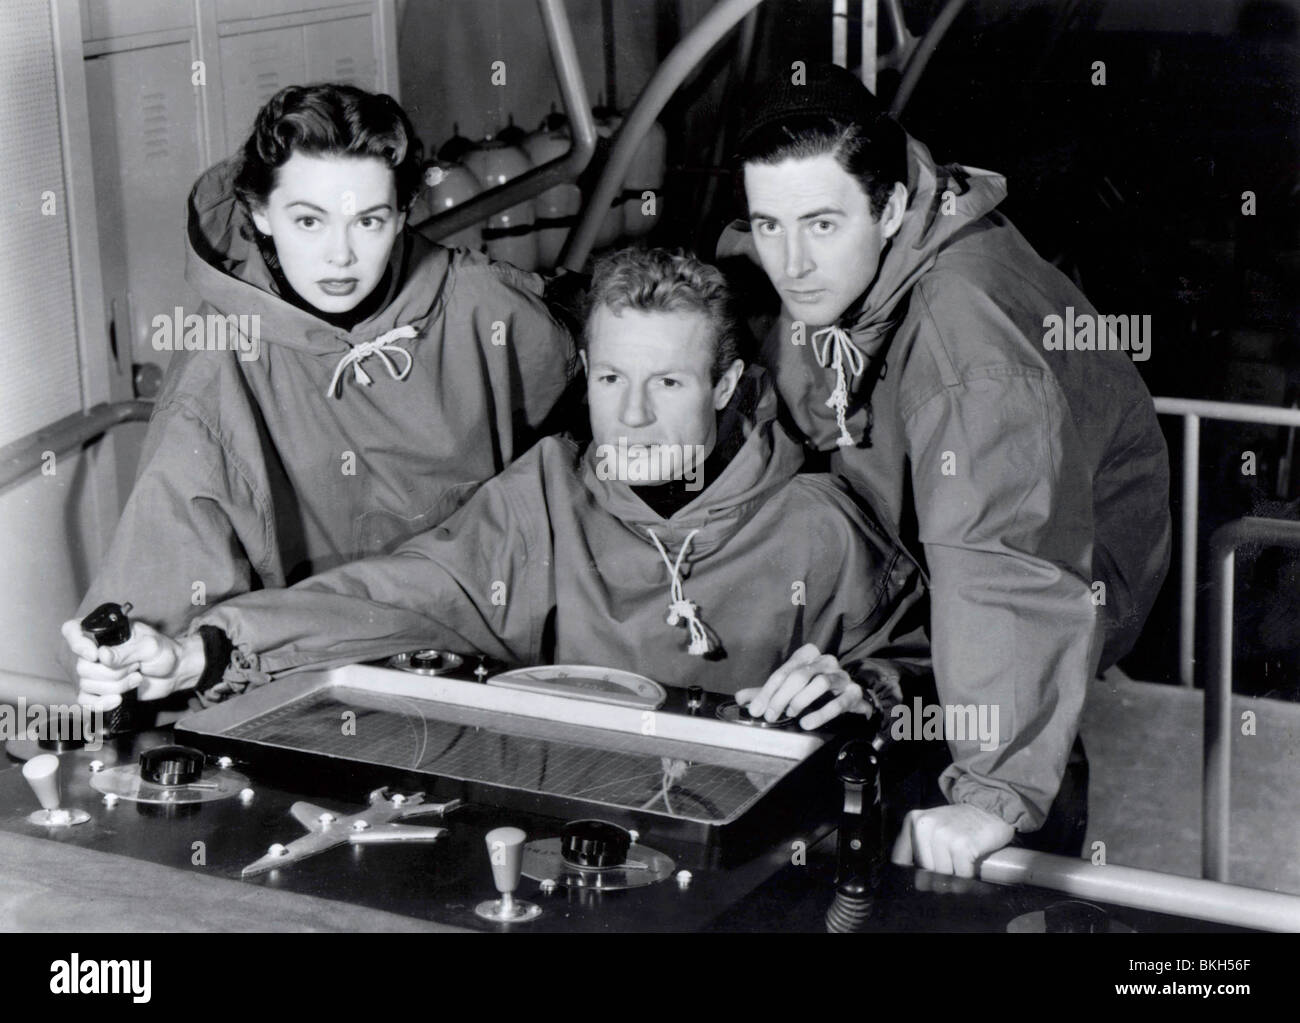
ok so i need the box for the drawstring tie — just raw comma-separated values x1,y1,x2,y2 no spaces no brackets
647,527,712,656
325,325,419,398
811,324,866,447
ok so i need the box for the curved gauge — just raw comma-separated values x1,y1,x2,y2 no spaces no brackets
487,665,667,709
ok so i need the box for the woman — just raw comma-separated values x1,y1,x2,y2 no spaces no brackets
64,84,574,689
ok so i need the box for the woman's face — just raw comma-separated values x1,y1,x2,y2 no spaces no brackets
250,152,404,316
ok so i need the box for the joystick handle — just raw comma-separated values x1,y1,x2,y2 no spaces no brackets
831,737,885,908
81,602,137,735
485,826,526,895
22,754,62,810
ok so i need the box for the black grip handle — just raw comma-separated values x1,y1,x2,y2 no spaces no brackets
81,602,137,735
833,737,885,898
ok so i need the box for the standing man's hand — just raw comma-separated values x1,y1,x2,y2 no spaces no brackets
890,804,1015,878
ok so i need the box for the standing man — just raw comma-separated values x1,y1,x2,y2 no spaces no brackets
723,63,1170,876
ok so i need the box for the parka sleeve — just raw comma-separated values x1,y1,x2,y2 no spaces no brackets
192,454,554,692
65,399,268,674
905,368,1100,832
451,253,578,437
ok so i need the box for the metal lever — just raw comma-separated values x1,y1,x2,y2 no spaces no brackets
826,734,886,932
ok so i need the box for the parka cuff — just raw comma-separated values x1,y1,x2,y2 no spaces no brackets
943,772,1043,833
193,645,273,707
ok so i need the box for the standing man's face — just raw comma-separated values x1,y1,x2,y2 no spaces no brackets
744,153,905,327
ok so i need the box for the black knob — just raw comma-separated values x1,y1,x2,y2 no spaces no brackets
835,738,879,786
81,602,133,648
82,602,137,736
139,745,205,787
410,649,446,671
560,820,631,868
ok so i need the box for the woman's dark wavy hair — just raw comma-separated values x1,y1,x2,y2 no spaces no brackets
233,84,424,215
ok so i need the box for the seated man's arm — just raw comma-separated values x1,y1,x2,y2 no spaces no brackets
896,368,1100,874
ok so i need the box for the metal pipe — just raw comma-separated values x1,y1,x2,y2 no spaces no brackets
1203,516,1300,883
1154,395,1300,428
0,400,153,493
832,0,848,69
1151,397,1300,687
889,0,968,117
561,0,766,271
411,0,596,244
1180,414,1199,687
980,847,1300,932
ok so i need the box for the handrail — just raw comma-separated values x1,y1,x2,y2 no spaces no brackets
981,847,1300,932
410,0,596,244
1203,516,1300,884
0,400,153,493
1152,396,1300,687
561,0,766,271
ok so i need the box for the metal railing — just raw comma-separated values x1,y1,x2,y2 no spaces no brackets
1203,516,1300,883
1152,397,1300,883
1153,396,1300,688
0,400,152,494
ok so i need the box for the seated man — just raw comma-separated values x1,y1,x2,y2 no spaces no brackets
65,249,924,727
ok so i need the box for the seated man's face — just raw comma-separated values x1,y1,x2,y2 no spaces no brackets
583,305,740,479
744,152,903,327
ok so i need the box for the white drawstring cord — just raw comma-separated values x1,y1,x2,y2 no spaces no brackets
647,527,712,656
325,325,419,398
811,324,866,447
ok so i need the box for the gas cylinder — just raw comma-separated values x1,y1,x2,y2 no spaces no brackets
592,102,625,249
437,123,475,164
496,113,527,148
522,110,582,270
622,119,667,238
408,160,485,251
463,137,539,272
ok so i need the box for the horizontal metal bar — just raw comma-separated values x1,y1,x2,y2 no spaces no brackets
1154,396,1300,428
1205,517,1300,883
410,0,596,245
0,400,153,493
981,847,1300,932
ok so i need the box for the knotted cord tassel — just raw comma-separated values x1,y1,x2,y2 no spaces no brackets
811,324,867,447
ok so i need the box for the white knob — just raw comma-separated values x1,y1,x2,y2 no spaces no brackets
22,754,61,811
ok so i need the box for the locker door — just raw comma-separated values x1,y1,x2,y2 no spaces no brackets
218,26,307,154
84,41,205,374
303,15,379,91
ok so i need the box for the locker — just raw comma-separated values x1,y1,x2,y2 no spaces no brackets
85,42,205,374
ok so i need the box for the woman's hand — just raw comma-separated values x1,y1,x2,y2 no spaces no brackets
61,619,204,708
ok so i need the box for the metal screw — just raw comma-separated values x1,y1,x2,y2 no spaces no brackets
216,756,234,770
540,879,557,894
319,811,337,823
269,843,289,857
390,793,407,806
676,869,692,888
238,787,255,803
850,838,862,851
88,760,104,773
103,793,118,807
352,819,370,831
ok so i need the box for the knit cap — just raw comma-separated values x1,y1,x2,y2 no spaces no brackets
736,62,890,150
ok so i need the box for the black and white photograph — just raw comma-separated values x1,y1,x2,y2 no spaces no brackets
0,0,1297,988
